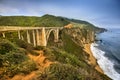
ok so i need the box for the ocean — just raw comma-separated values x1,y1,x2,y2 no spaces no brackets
91,29,120,80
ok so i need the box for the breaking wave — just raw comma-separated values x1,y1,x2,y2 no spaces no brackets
91,43,120,80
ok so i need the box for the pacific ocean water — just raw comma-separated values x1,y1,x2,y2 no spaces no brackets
91,29,120,80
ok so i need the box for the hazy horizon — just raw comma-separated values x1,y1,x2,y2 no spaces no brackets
0,0,120,28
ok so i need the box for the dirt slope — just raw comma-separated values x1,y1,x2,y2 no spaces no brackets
11,50,53,80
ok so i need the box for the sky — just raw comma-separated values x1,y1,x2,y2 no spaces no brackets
0,0,120,28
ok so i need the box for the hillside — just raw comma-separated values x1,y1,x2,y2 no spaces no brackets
60,17,95,28
62,17,107,32
0,27,110,80
0,14,69,27
0,14,106,32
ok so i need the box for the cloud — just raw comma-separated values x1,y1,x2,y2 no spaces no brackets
0,5,19,15
90,16,120,28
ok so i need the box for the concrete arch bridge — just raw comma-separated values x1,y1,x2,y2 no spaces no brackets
0,27,63,46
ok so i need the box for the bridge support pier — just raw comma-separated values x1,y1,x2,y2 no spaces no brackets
27,30,31,43
36,29,40,46
54,28,59,42
32,30,36,46
41,27,47,46
18,31,21,39
21,35,24,40
2,33,5,38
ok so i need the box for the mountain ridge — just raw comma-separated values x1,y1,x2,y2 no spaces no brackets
0,14,105,31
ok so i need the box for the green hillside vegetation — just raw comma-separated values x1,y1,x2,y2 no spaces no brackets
61,17,95,28
0,14,69,27
65,18,106,32
0,39,37,78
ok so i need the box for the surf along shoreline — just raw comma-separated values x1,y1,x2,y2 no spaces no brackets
84,43,104,73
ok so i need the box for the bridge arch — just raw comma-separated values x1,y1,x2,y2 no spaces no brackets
46,28,59,43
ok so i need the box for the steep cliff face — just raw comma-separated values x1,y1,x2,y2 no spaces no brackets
48,27,98,63
59,28,95,62
61,28,95,46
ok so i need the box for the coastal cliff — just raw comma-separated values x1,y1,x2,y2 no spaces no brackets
55,27,103,72
0,27,111,80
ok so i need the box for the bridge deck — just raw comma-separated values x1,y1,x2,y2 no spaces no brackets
0,26,63,32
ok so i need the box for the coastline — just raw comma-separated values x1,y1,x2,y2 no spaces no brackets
84,43,104,73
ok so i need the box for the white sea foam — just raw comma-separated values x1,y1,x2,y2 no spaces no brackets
91,43,120,80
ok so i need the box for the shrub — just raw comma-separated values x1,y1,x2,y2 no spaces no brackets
34,46,46,50
0,39,37,78
18,60,37,74
11,39,33,50
35,63,110,80
10,39,39,55
0,39,17,55
35,63,82,80
0,51,37,77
